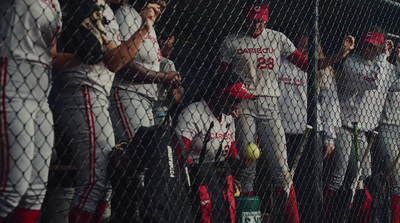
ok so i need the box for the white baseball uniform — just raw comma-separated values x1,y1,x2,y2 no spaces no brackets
278,60,341,143
50,4,120,214
0,0,61,217
219,28,296,192
176,99,237,222
329,53,399,191
376,63,400,197
176,99,237,163
109,4,161,142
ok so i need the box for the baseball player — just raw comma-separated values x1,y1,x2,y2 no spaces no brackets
156,32,184,125
378,74,400,223
51,1,160,222
324,28,400,223
176,72,256,223
278,34,342,221
0,0,67,222
218,2,354,222
109,0,181,144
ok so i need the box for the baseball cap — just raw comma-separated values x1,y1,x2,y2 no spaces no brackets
244,4,269,22
212,72,256,100
216,83,256,100
360,31,384,46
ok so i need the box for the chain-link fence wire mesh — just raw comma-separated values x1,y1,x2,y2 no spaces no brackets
2,0,400,222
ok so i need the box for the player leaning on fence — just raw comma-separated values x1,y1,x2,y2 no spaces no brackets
109,0,181,143
217,1,354,222
324,27,400,223
50,1,161,222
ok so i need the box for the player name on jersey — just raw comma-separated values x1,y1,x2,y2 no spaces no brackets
210,133,233,140
236,47,274,55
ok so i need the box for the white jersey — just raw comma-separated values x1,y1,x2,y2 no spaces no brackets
0,0,61,100
278,59,308,134
176,100,236,164
0,0,61,66
112,4,161,100
381,63,400,126
337,54,393,131
359,61,400,130
157,56,176,103
278,60,341,143
219,28,296,97
318,68,342,143
55,4,120,96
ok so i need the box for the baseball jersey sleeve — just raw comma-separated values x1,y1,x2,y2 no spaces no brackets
114,5,141,41
219,38,236,64
176,105,200,141
280,34,297,59
319,68,341,144
104,6,121,44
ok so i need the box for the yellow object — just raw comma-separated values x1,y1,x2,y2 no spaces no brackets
244,143,260,161
234,185,241,197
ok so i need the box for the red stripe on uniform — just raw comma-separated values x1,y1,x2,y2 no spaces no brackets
199,185,211,223
226,175,236,223
77,86,96,209
0,57,10,193
113,88,133,139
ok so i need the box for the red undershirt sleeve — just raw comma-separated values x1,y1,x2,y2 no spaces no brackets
181,136,192,165
218,61,232,73
286,49,323,72
230,141,238,156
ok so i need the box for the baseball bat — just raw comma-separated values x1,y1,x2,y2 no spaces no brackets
290,125,313,178
349,130,378,207
199,121,214,165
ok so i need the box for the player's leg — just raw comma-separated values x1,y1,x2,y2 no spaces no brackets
325,127,370,222
348,132,372,223
0,98,36,221
52,86,113,222
9,100,53,223
235,101,257,195
255,96,299,223
379,124,400,223
110,88,155,142
324,127,352,222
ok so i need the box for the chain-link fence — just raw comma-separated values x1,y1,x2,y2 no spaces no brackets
1,0,400,222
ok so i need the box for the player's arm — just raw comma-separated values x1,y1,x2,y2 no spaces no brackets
287,35,355,72
50,42,81,70
119,61,181,88
227,141,253,172
103,3,161,72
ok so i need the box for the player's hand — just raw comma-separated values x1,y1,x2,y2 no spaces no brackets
230,108,239,119
382,39,394,57
340,35,355,58
323,142,335,159
164,71,181,88
396,44,400,62
141,3,161,32
242,156,255,167
167,86,184,102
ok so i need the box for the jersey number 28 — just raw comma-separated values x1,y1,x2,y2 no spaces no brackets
257,57,274,70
